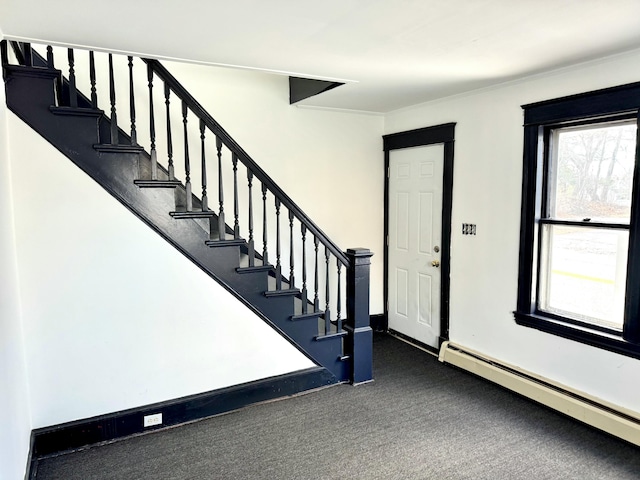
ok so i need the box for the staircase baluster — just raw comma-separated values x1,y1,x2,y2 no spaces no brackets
23,43,32,67
301,224,308,314
46,46,54,68
325,246,331,334
232,154,240,239
128,57,137,145
182,100,192,211
247,171,255,267
262,183,268,263
164,83,174,180
200,119,208,211
108,54,118,145
147,63,157,179
314,236,320,312
336,260,342,332
289,210,295,289
275,198,282,290
89,51,97,109
216,137,225,240
68,49,77,108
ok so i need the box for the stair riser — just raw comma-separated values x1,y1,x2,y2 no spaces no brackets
98,116,131,146
5,67,59,110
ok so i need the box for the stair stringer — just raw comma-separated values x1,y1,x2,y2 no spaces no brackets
4,65,348,383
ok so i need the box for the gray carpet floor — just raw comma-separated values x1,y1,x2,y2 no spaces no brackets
34,334,640,479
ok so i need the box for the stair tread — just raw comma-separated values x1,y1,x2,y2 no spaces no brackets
205,238,245,247
50,106,104,117
134,179,182,188
4,64,61,79
264,288,301,298
170,210,217,219
93,143,145,153
236,265,273,273
315,330,348,341
291,311,325,321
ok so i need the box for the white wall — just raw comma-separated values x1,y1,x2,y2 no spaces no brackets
0,73,32,478
8,115,316,429
385,49,640,413
160,61,385,313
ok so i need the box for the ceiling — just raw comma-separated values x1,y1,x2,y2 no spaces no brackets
2,0,640,113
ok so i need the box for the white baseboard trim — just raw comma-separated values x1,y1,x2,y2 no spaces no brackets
438,341,640,446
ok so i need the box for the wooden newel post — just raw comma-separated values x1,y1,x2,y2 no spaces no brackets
345,247,374,385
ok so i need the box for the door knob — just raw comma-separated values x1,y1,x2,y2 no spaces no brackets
432,260,440,268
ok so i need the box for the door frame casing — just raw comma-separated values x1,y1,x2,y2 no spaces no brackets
383,123,455,347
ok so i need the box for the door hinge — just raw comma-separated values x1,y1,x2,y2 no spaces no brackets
387,167,390,178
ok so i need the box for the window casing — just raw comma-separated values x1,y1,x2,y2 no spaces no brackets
516,83,640,359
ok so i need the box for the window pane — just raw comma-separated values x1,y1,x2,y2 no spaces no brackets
552,122,636,223
538,225,628,330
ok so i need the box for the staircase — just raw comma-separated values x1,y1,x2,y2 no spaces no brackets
2,41,373,385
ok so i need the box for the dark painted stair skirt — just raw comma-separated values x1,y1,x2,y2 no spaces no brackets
2,41,373,386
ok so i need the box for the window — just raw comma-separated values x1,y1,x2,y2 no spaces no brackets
516,82,640,358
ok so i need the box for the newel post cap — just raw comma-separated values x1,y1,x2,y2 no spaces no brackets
346,248,374,265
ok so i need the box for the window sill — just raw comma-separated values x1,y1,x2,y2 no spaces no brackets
514,312,640,360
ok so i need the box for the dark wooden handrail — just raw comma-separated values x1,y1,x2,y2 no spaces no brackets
142,58,349,267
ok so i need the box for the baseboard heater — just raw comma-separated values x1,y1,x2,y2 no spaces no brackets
438,341,640,446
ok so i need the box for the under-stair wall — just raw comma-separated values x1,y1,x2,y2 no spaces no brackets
0,71,32,480
8,115,315,427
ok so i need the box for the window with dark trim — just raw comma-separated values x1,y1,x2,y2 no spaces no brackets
516,82,640,359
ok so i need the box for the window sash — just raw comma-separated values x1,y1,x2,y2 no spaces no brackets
545,120,637,225
536,223,628,332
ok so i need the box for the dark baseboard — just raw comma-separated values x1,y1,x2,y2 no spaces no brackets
31,367,336,459
370,313,387,332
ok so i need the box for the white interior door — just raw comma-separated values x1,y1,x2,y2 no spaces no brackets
388,144,444,348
